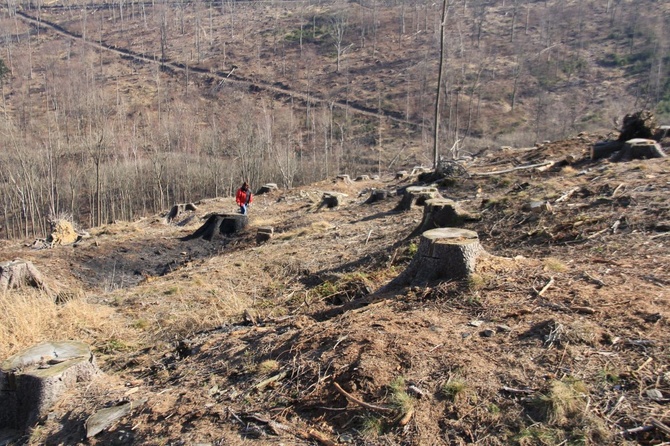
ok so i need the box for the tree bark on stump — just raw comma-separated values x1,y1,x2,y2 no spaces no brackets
166,203,198,223
610,139,666,162
257,183,279,195
0,341,100,429
256,227,274,244
318,192,346,210
365,189,390,204
182,213,248,241
384,228,483,289
335,174,352,183
0,260,50,295
395,186,441,211
407,199,481,238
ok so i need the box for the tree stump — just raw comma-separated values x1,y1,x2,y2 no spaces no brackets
610,139,666,162
257,183,279,195
591,140,624,160
385,228,484,289
182,213,248,241
335,174,352,184
318,192,346,210
0,341,100,429
365,189,390,204
395,170,409,180
395,186,441,211
165,203,198,223
407,198,481,238
0,260,50,295
355,175,370,182
256,227,274,244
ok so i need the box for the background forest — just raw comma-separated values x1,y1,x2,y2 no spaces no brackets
0,0,668,238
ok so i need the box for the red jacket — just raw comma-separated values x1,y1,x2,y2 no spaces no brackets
236,188,253,206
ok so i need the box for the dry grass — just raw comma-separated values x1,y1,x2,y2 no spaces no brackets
0,289,132,360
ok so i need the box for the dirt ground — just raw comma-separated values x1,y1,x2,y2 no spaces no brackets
2,135,670,445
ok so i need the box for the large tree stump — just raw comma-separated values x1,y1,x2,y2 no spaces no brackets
610,138,666,162
0,341,100,429
384,228,484,289
256,183,279,195
182,213,248,241
395,186,442,211
365,189,391,204
165,203,197,223
407,199,481,238
256,227,274,244
335,174,352,184
0,260,50,295
318,192,347,210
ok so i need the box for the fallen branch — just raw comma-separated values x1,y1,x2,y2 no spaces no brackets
254,371,287,392
535,277,555,297
571,306,596,314
651,418,670,436
555,186,580,203
333,382,394,413
470,161,554,177
619,424,654,436
501,386,535,395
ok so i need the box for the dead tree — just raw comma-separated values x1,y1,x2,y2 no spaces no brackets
384,228,484,290
0,341,101,429
407,198,481,238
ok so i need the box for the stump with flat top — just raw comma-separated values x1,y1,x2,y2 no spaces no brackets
335,174,352,183
407,198,481,238
256,227,274,244
385,228,484,289
182,213,248,241
165,203,198,223
257,183,279,195
0,260,50,295
318,192,347,210
0,341,101,429
395,186,442,211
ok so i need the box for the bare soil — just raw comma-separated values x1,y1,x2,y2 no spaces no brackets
2,135,669,445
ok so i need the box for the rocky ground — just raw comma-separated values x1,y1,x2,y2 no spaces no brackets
1,133,670,445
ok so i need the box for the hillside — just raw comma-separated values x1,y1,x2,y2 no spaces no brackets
1,135,669,445
1,0,670,237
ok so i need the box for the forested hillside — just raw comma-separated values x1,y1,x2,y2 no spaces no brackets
0,0,668,237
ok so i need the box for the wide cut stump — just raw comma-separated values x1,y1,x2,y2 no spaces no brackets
183,213,248,241
165,203,197,223
0,259,50,294
395,186,441,211
407,198,481,238
386,228,483,288
0,341,100,429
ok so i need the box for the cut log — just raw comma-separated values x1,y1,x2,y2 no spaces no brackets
182,213,248,241
610,139,666,162
165,203,198,223
256,183,279,195
256,227,274,244
0,341,101,429
407,198,481,238
0,260,50,295
395,186,441,211
364,189,390,204
384,228,484,289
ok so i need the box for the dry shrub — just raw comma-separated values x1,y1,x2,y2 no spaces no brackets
0,289,131,360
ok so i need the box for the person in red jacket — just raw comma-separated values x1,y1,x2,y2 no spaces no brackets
236,182,253,214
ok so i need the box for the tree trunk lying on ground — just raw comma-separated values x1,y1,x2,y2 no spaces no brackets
0,260,50,295
0,341,100,429
182,213,248,241
383,228,484,290
407,198,481,239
